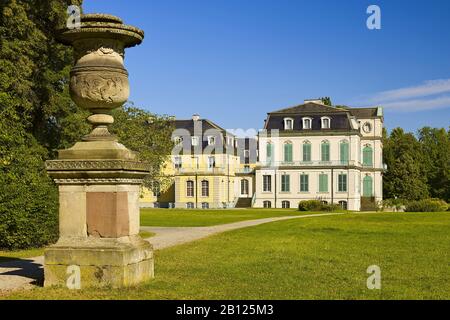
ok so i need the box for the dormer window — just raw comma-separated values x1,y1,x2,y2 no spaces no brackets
207,136,216,145
302,117,312,130
191,136,199,146
284,117,294,130
321,117,331,129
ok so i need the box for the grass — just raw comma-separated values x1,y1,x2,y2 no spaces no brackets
139,231,155,239
4,212,450,300
0,248,44,263
140,208,312,227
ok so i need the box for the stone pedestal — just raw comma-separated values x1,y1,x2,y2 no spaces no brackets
45,156,154,288
44,14,153,288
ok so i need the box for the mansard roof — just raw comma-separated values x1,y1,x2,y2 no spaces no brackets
264,101,381,131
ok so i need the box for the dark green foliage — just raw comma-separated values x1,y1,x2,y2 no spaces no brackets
405,199,448,212
320,97,332,106
110,104,175,188
298,200,340,212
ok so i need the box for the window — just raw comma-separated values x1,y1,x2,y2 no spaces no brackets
201,202,209,209
282,201,290,208
281,174,290,192
201,180,209,197
363,175,373,197
319,174,328,192
186,180,194,197
174,136,183,145
338,174,347,192
300,174,309,192
338,201,347,210
302,117,312,130
321,117,331,129
207,136,215,145
284,118,294,130
241,179,249,195
186,202,195,209
284,142,293,163
152,181,161,197
266,142,273,164
174,156,182,169
263,201,272,208
263,175,272,192
208,156,215,169
340,140,349,165
244,150,250,158
227,137,234,145
362,122,372,133
302,142,311,162
191,136,199,146
363,145,373,167
321,141,330,162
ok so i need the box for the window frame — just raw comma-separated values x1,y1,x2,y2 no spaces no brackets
300,174,309,192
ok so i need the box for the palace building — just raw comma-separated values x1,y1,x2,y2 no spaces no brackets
140,99,384,211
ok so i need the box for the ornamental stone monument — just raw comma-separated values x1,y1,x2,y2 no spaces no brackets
44,14,153,288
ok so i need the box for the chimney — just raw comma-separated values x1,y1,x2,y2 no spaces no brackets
192,114,200,121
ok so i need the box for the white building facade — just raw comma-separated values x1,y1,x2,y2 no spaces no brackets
253,100,384,211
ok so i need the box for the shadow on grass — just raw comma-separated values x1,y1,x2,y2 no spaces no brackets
0,257,44,287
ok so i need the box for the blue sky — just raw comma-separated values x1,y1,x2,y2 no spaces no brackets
83,0,450,134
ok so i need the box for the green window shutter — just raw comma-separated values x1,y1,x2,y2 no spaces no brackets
319,174,328,192
282,175,290,192
363,176,373,197
363,146,373,166
340,142,349,164
284,144,292,162
303,144,311,162
338,174,347,192
300,174,309,192
321,143,330,161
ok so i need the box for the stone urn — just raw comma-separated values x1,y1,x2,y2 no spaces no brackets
44,14,153,288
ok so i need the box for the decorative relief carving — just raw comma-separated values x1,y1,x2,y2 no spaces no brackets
54,178,144,185
71,72,127,104
46,160,152,171
74,39,125,61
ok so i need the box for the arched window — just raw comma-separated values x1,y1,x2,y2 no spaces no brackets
363,175,373,197
201,180,209,197
282,201,290,208
186,202,195,209
363,145,373,167
284,142,293,163
302,141,311,162
266,142,273,165
284,118,294,130
321,140,330,162
186,180,194,197
321,117,331,129
241,179,249,195
338,201,347,210
263,201,272,208
340,140,349,164
302,117,312,130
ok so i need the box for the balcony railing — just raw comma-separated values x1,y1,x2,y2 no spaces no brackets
174,167,228,174
235,167,254,174
259,160,360,167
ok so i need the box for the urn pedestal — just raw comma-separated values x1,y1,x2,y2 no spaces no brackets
44,14,153,288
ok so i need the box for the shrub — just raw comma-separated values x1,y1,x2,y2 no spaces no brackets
404,199,448,212
298,200,340,212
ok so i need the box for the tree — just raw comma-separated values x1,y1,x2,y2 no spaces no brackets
320,97,332,106
383,128,429,200
110,104,175,188
418,127,450,201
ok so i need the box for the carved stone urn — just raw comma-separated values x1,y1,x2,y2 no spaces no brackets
44,14,153,288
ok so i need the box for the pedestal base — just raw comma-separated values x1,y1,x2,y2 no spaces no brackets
44,236,154,288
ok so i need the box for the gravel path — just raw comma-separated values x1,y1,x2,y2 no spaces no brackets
0,212,344,294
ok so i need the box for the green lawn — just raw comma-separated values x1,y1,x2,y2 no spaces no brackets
5,212,450,300
140,208,309,227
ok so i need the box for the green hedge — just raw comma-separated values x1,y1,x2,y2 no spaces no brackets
404,199,448,212
298,200,340,212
